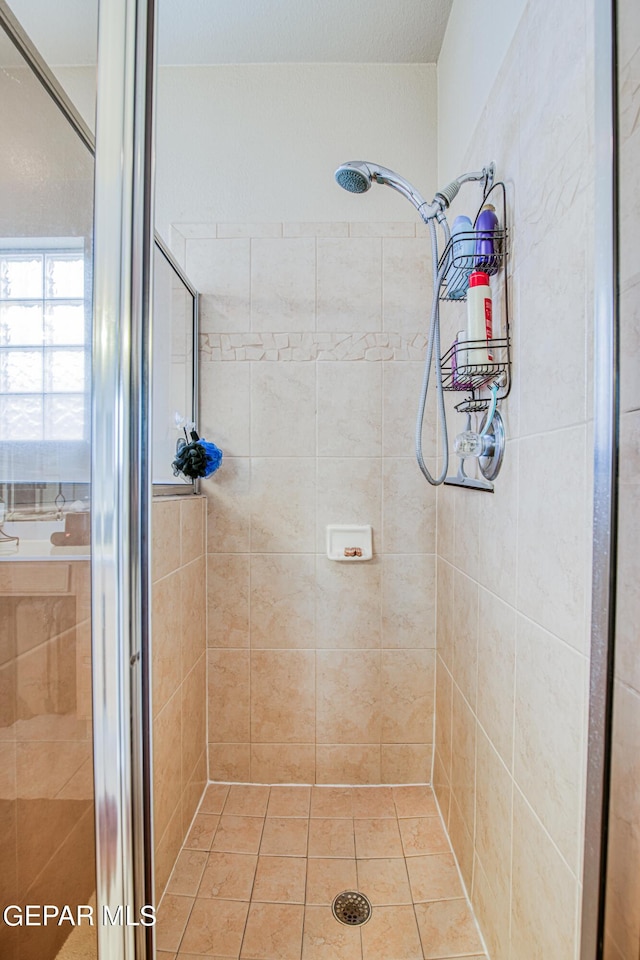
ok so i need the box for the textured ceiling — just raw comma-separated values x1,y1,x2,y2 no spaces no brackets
5,0,453,65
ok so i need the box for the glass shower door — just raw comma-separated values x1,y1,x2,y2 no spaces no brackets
0,12,97,960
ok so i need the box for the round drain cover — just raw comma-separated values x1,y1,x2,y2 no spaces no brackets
331,891,372,926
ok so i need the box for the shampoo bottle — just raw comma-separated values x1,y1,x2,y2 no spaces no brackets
446,215,475,299
474,204,500,272
465,270,493,370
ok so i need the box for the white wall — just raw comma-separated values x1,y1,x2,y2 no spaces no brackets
437,0,527,179
154,63,437,242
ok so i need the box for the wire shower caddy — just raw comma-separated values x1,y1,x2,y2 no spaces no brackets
438,180,511,415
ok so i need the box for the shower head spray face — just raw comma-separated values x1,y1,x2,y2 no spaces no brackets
334,162,373,194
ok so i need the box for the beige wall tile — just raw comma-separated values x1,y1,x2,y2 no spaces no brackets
316,238,382,332
452,570,478,711
207,649,250,743
517,427,588,653
317,362,382,457
382,458,436,553
181,557,206,678
251,238,316,332
383,361,436,459
382,554,435,649
251,362,316,457
207,554,249,648
476,588,516,769
283,222,348,237
382,237,432,338
447,795,474,895
315,558,381,649
250,554,315,649
449,686,475,838
209,743,251,782
381,649,435,744
251,458,316,553
434,658,452,786
181,658,206,793
315,744,381,785
186,238,250,332
381,744,432,785
510,787,578,959
204,458,251,553
316,458,381,552
514,615,586,870
153,691,183,841
472,855,510,960
200,360,251,456
475,729,512,915
316,650,381,744
250,744,315,784
435,558,454,669
180,496,205,566
153,498,182,582
251,649,315,743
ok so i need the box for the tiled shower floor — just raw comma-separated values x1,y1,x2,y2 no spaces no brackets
156,784,487,960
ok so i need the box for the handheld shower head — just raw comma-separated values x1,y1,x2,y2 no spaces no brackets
335,161,373,194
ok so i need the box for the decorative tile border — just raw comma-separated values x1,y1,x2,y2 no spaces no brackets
199,332,429,361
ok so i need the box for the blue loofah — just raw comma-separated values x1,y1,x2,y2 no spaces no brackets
172,431,223,480
199,439,223,477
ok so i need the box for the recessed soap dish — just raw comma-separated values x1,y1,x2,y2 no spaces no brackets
326,524,372,561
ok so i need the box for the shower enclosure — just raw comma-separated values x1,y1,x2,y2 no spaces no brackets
0,0,635,958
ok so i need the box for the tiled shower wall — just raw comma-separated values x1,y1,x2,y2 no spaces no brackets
434,0,593,957
179,221,439,786
152,495,208,897
604,0,640,955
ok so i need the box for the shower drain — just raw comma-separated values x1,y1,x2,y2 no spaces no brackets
331,891,372,926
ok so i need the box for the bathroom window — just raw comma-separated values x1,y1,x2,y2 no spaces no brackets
0,243,88,445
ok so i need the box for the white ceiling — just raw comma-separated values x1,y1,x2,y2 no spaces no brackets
6,0,453,65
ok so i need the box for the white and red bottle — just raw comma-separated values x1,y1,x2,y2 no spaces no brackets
465,270,493,370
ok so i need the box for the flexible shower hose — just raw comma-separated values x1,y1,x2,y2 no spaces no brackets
414,216,450,485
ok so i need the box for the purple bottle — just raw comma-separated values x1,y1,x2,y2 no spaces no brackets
474,204,499,272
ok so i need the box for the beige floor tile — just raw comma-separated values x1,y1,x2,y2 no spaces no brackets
156,895,194,953
406,854,464,903
224,783,271,817
212,816,264,854
240,901,305,959
356,858,412,905
415,899,484,958
352,787,396,819
180,898,249,956
260,817,310,856
199,783,231,815
167,850,209,897
393,786,438,819
360,904,423,960
198,851,258,900
399,817,451,857
267,785,312,818
302,904,363,960
253,855,307,903
184,814,220,851
309,818,356,858
306,858,358,905
311,786,355,818
354,819,403,859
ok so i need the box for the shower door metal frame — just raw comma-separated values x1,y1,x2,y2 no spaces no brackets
581,0,619,957
92,0,156,957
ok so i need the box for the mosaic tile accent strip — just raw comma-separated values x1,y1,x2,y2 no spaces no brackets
199,332,429,362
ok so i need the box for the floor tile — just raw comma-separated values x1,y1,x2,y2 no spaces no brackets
354,819,403,859
240,901,305,959
184,814,220,851
200,783,231,815
406,854,463,903
360,904,423,960
198,851,258,900
399,818,450,857
167,850,209,897
260,817,309,856
253,855,307,903
302,904,362,960
393,786,439,819
224,783,271,817
311,787,354,818
308,818,356,858
212,816,265,854
352,787,396,819
156,895,194,953
267,785,312,818
306,858,358,905
356,858,411,905
415,899,484,958
180,897,249,956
